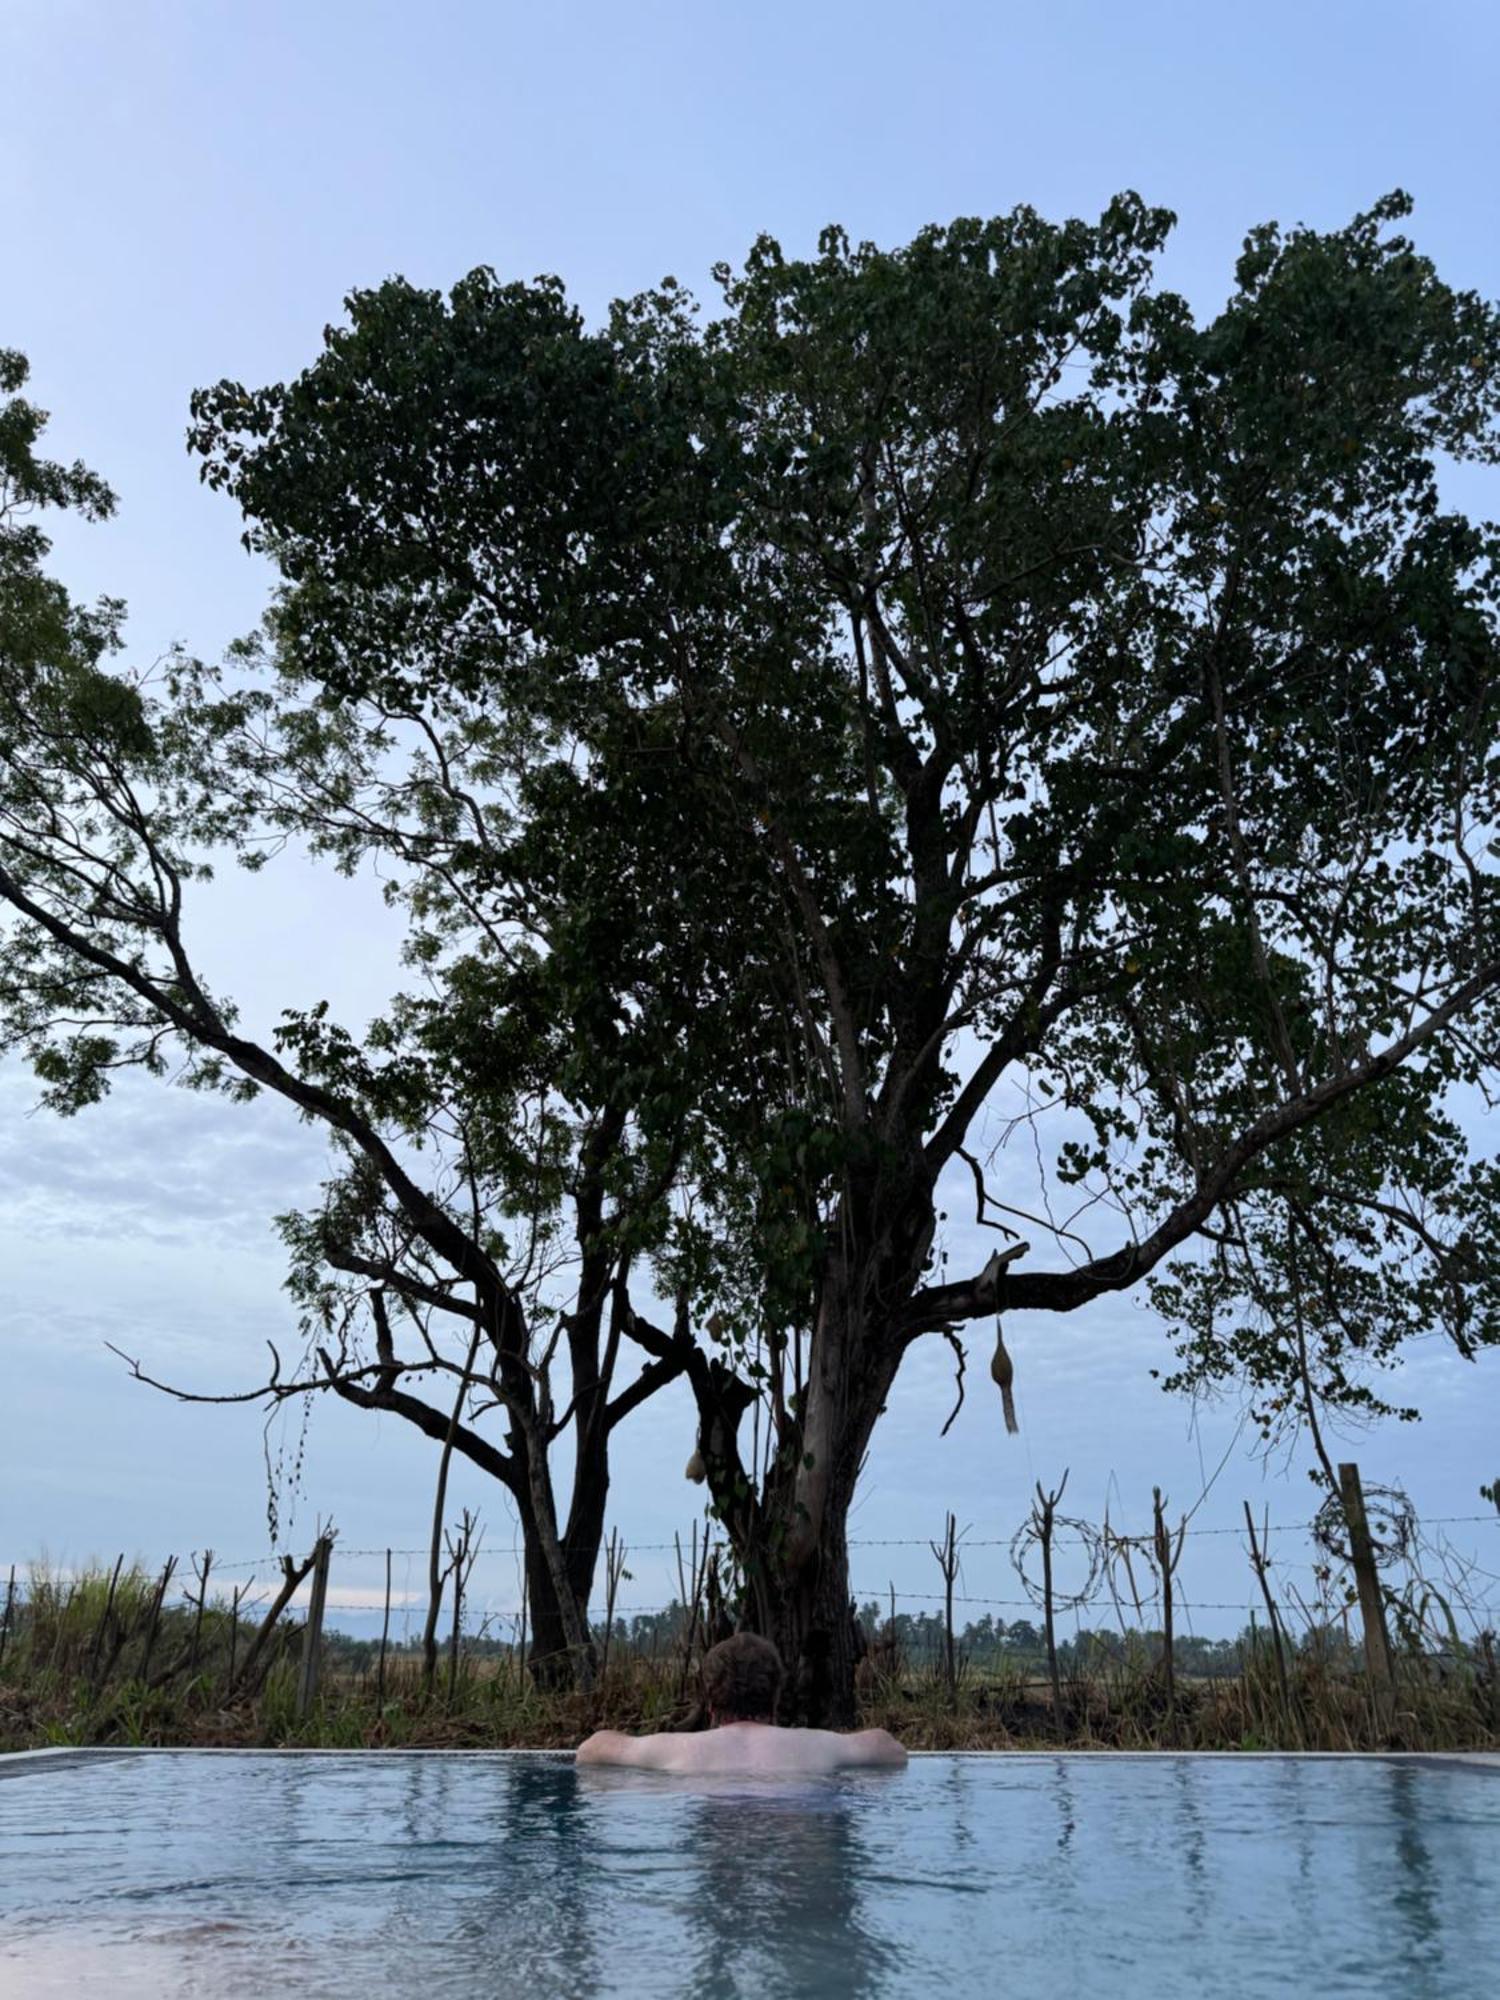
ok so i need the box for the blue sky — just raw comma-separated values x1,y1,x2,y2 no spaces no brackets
3,0,1499,1639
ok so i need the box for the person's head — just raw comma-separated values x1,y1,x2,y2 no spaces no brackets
701,1632,785,1722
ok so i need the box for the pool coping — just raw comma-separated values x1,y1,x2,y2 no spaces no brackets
3,1745,1497,1778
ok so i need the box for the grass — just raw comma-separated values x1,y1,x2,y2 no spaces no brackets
1,1560,1496,1755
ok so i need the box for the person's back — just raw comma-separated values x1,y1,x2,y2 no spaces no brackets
575,1633,906,1776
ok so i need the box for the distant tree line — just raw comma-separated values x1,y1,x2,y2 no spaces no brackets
316,1598,1378,1683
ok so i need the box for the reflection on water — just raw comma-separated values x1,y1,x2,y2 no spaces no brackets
687,1779,898,1995
1385,1762,1443,1991
567,1764,904,1997
2,1754,1498,1999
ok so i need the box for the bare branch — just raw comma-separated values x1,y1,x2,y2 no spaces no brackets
904,1238,1030,1337
937,1328,967,1438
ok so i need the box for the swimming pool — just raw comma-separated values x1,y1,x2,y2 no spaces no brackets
2,1751,1497,1997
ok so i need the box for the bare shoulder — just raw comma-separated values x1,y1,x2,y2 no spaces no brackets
841,1728,908,1768
792,1726,907,1770
574,1729,627,1766
575,1729,672,1768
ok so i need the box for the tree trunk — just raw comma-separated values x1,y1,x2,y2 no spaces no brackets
745,1303,903,1726
696,1172,934,1727
562,1445,609,1615
769,1501,865,1727
523,1537,588,1689
530,1452,608,1691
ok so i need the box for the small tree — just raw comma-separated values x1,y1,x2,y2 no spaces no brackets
0,349,788,1686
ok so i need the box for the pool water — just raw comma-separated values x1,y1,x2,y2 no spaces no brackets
2,1752,1497,1998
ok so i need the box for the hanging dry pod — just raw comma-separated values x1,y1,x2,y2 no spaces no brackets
684,1445,707,1483
990,1323,1019,1435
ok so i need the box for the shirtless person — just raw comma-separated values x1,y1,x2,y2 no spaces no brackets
575,1632,907,1775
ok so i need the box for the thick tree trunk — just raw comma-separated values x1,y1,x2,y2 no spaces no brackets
689,1172,935,1726
522,1541,575,1689
491,1405,605,1694
780,1184,931,1722
737,1302,904,1727
508,1421,602,1692
563,1435,609,1612
769,1501,865,1726
524,1528,604,1688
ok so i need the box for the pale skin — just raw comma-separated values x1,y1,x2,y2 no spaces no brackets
576,1712,908,1775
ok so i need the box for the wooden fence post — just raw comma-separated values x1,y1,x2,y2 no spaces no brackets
1338,1462,1394,1736
234,1546,318,1696
228,1583,244,1690
1152,1489,1187,1735
86,1554,125,1691
674,1525,709,1703
517,1568,529,1688
0,1564,15,1672
139,1556,177,1683
376,1549,392,1706
296,1534,334,1719
187,1550,213,1678
599,1529,626,1684
445,1509,476,1707
1032,1473,1067,1732
1243,1501,1295,1741
929,1512,960,1703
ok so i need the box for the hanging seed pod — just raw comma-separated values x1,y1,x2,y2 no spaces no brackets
990,1324,1019,1435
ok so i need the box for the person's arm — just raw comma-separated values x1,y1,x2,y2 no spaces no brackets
842,1728,908,1768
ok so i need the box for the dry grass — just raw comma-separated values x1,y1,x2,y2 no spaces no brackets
1,1561,1496,1754
857,1656,1500,1752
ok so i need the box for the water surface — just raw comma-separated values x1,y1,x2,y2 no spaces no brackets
2,1752,1497,1997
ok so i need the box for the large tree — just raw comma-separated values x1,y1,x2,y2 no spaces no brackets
8,192,1500,1723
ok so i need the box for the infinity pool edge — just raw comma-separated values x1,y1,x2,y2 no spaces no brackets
4,1744,1497,1777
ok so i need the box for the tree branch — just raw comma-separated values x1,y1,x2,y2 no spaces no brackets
0,855,525,1339
605,1349,689,1431
1002,955,1500,1316
316,1345,518,1492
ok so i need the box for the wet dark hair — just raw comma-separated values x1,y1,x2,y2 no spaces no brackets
701,1632,784,1720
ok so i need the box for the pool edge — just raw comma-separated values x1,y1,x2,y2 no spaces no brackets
3,1744,1497,1778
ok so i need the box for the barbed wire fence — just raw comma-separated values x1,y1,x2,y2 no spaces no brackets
9,1482,1492,1688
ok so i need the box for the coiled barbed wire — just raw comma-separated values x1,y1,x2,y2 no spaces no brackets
1008,1514,1104,1612
1311,1485,1417,1571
